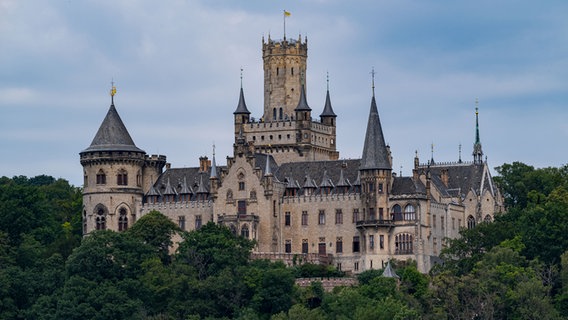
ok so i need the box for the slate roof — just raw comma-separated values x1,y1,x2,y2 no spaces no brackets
319,89,336,117
426,162,495,198
275,159,361,194
152,167,222,197
82,104,144,153
233,87,251,115
360,95,391,170
294,84,311,111
391,176,427,196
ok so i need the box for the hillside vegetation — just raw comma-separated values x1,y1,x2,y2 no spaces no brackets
0,162,567,319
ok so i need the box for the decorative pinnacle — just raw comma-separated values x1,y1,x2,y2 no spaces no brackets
110,79,117,105
240,67,243,88
326,71,329,91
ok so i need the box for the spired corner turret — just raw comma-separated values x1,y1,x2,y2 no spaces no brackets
473,99,483,165
80,88,166,235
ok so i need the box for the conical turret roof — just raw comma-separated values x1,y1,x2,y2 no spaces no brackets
82,104,144,153
233,87,251,115
319,89,336,117
294,84,311,111
360,95,391,170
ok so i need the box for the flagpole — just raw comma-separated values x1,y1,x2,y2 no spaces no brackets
283,10,286,40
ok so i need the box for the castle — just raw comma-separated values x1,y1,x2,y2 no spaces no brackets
80,33,504,273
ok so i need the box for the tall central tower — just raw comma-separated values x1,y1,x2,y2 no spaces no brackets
262,35,307,121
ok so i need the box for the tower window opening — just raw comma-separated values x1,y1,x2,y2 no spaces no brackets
279,108,283,120
291,67,294,75
273,108,276,121
96,170,106,185
118,208,128,231
96,207,106,230
117,170,128,186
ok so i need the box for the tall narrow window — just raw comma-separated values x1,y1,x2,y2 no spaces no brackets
178,216,186,231
285,212,291,226
369,207,376,220
96,170,106,185
467,215,476,229
369,235,375,250
352,209,359,223
96,207,106,230
318,210,326,225
302,239,309,254
238,200,247,216
352,236,360,253
195,215,202,229
379,235,384,249
241,224,249,238
336,237,343,253
318,238,326,255
117,169,128,186
118,208,128,231
301,211,308,226
335,209,343,224
285,240,292,253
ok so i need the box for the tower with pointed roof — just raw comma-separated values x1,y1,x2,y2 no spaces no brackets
473,99,483,165
236,34,338,164
80,87,166,234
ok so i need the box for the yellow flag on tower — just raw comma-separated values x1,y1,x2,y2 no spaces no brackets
284,10,291,17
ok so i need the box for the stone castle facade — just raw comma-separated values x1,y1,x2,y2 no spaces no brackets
80,34,504,273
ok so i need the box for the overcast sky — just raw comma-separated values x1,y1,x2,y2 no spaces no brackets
1,0,567,187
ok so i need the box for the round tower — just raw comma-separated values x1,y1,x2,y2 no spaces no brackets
262,34,307,121
80,88,146,234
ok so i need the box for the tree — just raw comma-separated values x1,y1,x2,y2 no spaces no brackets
126,210,180,264
176,222,255,279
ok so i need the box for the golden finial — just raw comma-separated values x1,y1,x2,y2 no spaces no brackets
475,97,479,115
110,79,117,105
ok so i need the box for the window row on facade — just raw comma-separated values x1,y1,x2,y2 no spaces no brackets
86,169,142,187
284,233,414,255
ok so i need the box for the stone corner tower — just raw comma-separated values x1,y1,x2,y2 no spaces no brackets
80,91,165,235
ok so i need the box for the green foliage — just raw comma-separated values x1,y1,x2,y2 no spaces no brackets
126,210,181,264
176,222,255,279
292,263,344,278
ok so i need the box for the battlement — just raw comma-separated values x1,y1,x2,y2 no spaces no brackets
417,160,476,168
262,35,307,53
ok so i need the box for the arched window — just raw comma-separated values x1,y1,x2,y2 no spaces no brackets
117,169,128,186
484,214,492,223
391,204,402,221
118,208,128,231
226,189,233,201
96,169,106,185
241,224,249,238
279,108,283,120
96,207,106,230
467,215,476,229
273,108,276,121
404,204,416,221
395,233,413,254
229,224,237,235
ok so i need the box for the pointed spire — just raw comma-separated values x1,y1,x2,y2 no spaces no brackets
146,178,161,197
82,87,144,153
196,173,208,194
320,72,336,117
179,176,193,195
295,84,311,111
163,178,177,196
360,76,391,170
473,98,483,164
319,170,334,188
264,154,273,176
382,260,399,279
210,144,218,179
234,69,251,115
336,167,350,187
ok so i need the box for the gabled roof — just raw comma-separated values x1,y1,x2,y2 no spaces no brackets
391,176,426,196
82,104,144,153
426,162,496,199
319,89,336,117
360,95,390,170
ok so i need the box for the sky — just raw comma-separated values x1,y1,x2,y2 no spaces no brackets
1,0,567,187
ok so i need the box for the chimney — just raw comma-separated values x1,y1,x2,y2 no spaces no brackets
199,156,210,172
441,169,449,187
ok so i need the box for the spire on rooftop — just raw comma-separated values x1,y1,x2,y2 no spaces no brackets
210,144,218,179
294,84,311,111
234,69,251,115
360,73,391,170
81,86,144,153
320,72,336,118
473,98,484,164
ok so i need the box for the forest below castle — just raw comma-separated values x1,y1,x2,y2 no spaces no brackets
0,162,567,319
